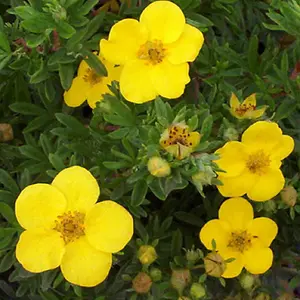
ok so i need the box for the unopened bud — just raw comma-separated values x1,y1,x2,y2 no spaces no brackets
138,245,157,265
171,269,191,295
223,127,239,141
0,124,13,142
185,249,202,263
149,267,162,282
263,200,277,212
204,252,226,277
255,293,271,300
281,186,298,207
277,293,293,300
147,156,171,177
178,297,191,300
132,272,152,294
192,166,216,186
190,283,206,299
239,273,256,290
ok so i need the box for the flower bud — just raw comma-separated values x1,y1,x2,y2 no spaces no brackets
132,272,152,294
223,127,239,141
277,293,293,300
138,245,158,265
204,252,226,277
171,269,191,295
185,248,202,264
0,124,13,142
239,273,256,290
190,283,206,299
178,297,191,300
263,200,277,212
147,156,171,177
149,267,162,282
192,166,216,186
255,293,271,300
281,186,298,207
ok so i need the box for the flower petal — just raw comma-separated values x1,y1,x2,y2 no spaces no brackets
85,200,134,253
219,250,244,278
215,142,248,177
87,80,111,109
64,77,90,107
241,121,283,152
15,184,67,230
120,59,157,103
247,106,267,119
271,135,294,161
150,61,190,99
140,1,185,44
230,93,240,109
247,217,278,247
247,168,285,201
217,171,255,198
186,132,201,148
199,219,230,251
16,229,65,273
100,19,148,65
219,197,254,230
244,247,273,275
51,166,100,213
61,237,112,287
167,24,204,64
242,93,256,106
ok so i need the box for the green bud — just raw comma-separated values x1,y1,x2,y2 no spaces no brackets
281,186,298,207
239,273,256,290
137,245,158,265
171,269,191,295
190,283,206,299
192,165,216,186
149,268,162,282
185,248,202,263
204,252,226,277
223,127,239,141
263,200,277,212
147,156,171,177
132,272,152,294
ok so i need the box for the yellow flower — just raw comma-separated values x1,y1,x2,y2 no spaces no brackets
200,197,278,278
160,123,201,160
230,93,267,119
215,121,294,201
100,1,204,103
15,166,133,287
64,54,122,109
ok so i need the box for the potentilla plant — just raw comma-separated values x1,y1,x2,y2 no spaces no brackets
0,0,299,299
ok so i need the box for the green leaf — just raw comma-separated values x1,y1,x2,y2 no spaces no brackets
85,12,105,40
0,32,10,53
80,0,99,15
211,239,217,250
131,180,148,206
55,113,89,137
0,250,15,273
171,229,183,257
23,115,53,133
81,50,107,76
103,161,130,170
108,128,130,139
148,178,166,200
48,154,66,171
274,98,298,121
21,15,54,33
248,35,259,73
56,20,76,39
200,115,213,142
30,59,49,84
186,13,213,27
9,102,46,116
154,97,169,126
19,145,46,161
26,33,46,48
187,115,198,131
59,63,75,90
0,203,17,225
12,6,37,19
289,275,300,289
0,169,19,196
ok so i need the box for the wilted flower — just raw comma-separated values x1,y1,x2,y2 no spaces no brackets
0,123,13,142
230,93,267,119
200,197,278,278
171,269,191,295
132,272,152,294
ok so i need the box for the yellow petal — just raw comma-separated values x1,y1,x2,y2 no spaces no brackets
87,80,111,109
199,219,230,251
61,237,112,287
219,250,244,278
217,171,255,198
139,1,185,44
247,106,267,119
167,24,204,64
219,197,254,230
271,135,294,161
229,93,240,109
150,61,190,99
247,217,278,247
85,200,133,253
78,59,90,77
15,184,67,230
247,168,285,201
243,247,273,275
215,142,248,177
120,59,157,103
64,77,90,107
16,229,65,273
241,121,283,152
100,19,148,65
186,132,201,148
242,93,256,106
52,166,100,213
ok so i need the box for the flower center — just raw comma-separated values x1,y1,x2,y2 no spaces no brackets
163,125,192,147
83,68,102,86
54,211,85,244
235,103,256,117
246,150,270,175
137,40,166,65
227,231,252,253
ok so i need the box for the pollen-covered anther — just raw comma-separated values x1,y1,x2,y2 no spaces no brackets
246,150,271,175
83,68,102,85
235,103,256,117
54,211,85,244
138,40,166,65
227,231,253,253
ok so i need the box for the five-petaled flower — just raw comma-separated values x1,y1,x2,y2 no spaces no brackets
200,197,278,278
15,166,133,287
64,53,122,109
160,123,201,160
100,1,204,103
215,121,294,201
229,93,267,119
